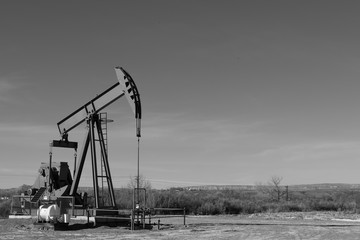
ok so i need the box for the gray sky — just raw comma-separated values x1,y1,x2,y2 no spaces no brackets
1,0,360,188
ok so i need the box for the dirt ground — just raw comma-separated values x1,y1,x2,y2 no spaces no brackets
3,212,360,239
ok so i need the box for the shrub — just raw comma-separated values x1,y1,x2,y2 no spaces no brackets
0,199,11,217
224,199,242,214
311,200,338,211
198,202,222,215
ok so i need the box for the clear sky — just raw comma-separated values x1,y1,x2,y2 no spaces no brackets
1,0,360,189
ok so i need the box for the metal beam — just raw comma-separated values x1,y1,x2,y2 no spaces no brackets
89,115,100,209
69,130,90,196
57,83,124,137
51,140,78,149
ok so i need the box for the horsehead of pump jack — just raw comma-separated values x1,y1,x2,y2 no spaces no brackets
115,67,142,138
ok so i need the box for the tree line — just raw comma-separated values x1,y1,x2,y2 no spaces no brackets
2,183,360,217
71,184,360,215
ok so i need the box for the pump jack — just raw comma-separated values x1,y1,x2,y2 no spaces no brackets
57,67,141,209
25,67,141,225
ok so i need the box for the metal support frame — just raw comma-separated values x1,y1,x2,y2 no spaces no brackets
69,113,116,209
95,114,115,206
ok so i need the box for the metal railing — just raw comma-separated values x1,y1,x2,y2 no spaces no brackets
11,195,38,216
11,193,186,230
10,195,86,218
130,207,186,230
84,207,186,230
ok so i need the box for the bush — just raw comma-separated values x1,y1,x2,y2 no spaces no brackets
224,199,242,214
276,202,305,212
311,200,338,211
198,202,220,215
0,199,11,217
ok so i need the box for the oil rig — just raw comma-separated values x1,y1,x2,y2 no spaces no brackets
11,67,146,228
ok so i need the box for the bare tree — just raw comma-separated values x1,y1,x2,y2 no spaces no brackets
127,174,152,190
269,176,284,201
127,174,154,208
257,176,286,202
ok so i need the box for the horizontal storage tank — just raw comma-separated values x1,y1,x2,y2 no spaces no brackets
38,204,60,222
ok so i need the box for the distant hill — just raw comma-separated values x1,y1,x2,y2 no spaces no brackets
182,183,360,191
2,183,360,196
288,183,360,191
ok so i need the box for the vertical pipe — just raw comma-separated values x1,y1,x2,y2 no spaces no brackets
183,208,186,226
87,208,90,224
143,211,146,229
131,210,134,231
144,188,147,210
73,149,77,177
49,142,53,192
132,189,135,211
136,137,140,224
137,137,140,204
